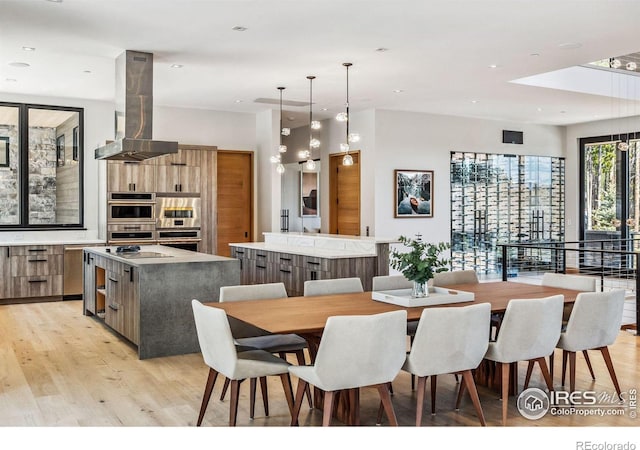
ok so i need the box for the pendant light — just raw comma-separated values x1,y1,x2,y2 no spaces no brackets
271,86,287,174
337,62,359,166
305,75,317,171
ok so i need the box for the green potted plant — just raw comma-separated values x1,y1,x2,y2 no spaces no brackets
390,234,450,298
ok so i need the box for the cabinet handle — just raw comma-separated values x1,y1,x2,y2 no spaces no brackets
108,277,118,283
235,250,244,254
28,258,48,263
108,304,119,311
179,184,182,192
256,265,266,269
307,261,320,266
175,184,178,192
171,163,187,166
28,279,47,284
123,226,141,230
311,271,318,280
280,269,291,274
257,254,266,258
280,257,291,261
132,183,136,191
28,249,47,253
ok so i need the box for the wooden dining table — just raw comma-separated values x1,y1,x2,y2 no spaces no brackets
206,281,582,339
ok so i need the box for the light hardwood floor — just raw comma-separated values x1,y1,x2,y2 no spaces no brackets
0,300,638,427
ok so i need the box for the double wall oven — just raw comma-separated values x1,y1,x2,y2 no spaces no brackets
107,193,202,252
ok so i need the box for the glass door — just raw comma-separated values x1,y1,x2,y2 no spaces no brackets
581,135,640,266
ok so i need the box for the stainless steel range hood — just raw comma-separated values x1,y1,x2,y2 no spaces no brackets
95,50,178,161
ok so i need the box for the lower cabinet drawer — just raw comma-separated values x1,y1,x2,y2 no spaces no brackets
12,275,63,298
11,255,63,277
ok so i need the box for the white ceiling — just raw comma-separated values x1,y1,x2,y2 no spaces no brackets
3,0,640,128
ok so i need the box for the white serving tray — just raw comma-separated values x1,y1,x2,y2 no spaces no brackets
371,287,475,307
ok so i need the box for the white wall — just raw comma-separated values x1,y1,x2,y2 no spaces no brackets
371,110,565,244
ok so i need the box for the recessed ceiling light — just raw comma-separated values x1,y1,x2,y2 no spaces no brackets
235,99,243,103
321,108,328,111
537,107,543,112
5,78,17,82
9,62,30,68
83,70,92,74
488,64,500,69
530,53,540,57
22,46,36,52
393,89,404,93
46,0,63,3
375,47,389,52
170,64,183,69
558,42,582,50
560,110,567,114
471,100,478,104
232,26,247,31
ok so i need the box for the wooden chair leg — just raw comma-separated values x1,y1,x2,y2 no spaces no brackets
279,373,295,417
583,350,596,380
411,374,415,391
523,360,535,390
377,383,398,426
599,346,622,397
561,350,568,387
220,377,230,401
415,376,427,426
430,375,437,415
294,350,313,408
322,390,336,426
535,357,554,391
229,379,241,426
549,352,555,383
454,373,460,383
349,388,360,425
197,368,219,426
455,373,466,410
249,378,256,419
290,379,308,426
500,362,510,426
260,376,269,416
569,351,576,394
461,370,486,426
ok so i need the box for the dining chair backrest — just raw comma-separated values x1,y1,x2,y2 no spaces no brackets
312,310,407,390
303,277,364,297
561,290,625,351
191,300,237,377
489,295,564,363
541,273,596,292
220,282,288,302
372,274,413,291
408,303,491,375
433,270,479,286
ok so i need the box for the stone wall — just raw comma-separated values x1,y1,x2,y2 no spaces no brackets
0,126,19,225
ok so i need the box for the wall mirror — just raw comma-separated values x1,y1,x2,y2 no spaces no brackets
301,170,319,217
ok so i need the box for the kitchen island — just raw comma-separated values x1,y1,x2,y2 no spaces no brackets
83,245,239,359
230,232,396,295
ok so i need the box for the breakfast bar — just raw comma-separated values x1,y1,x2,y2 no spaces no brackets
82,245,239,359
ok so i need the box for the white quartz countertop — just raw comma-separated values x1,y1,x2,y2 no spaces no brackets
263,232,398,244
84,245,236,266
0,239,106,246
228,242,380,259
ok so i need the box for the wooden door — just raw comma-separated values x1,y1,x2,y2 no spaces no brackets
216,151,253,256
329,151,361,236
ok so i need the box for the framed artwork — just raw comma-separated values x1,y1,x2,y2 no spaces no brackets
72,126,79,161
300,171,319,217
394,169,433,218
0,137,9,167
56,135,65,167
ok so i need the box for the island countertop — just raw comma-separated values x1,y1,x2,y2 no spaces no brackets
84,244,235,265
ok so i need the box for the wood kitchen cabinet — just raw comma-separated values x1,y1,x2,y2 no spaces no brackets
104,261,139,345
9,245,64,299
107,160,156,192
82,251,97,315
0,247,11,299
155,148,201,194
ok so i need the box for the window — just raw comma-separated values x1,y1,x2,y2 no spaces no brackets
0,102,84,228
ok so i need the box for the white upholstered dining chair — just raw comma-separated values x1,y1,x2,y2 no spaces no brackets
218,282,311,414
303,277,364,297
399,303,491,426
433,269,479,286
484,294,563,426
553,290,625,396
289,310,407,426
191,300,295,426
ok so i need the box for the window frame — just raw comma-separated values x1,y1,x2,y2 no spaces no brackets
0,101,84,230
